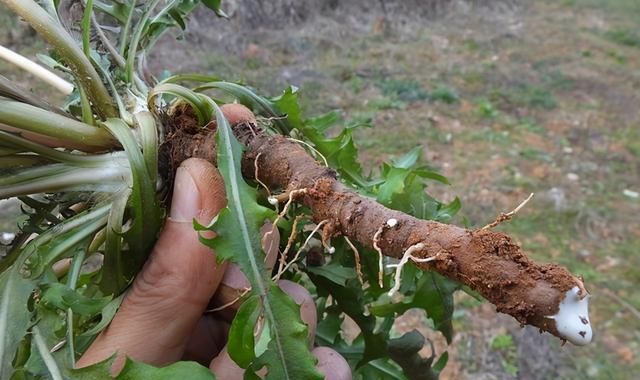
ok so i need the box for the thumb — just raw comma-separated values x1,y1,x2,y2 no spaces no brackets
78,158,228,371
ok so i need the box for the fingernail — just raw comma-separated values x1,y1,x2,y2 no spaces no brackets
170,166,201,222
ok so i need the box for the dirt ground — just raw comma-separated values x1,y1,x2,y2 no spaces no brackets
1,0,639,379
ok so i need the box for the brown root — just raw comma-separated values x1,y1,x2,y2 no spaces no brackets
162,105,587,342
237,124,585,341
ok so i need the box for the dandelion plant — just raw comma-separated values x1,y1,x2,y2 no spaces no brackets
0,1,592,379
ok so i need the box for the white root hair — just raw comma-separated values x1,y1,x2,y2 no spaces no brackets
373,226,386,288
253,152,272,200
287,137,329,167
277,215,305,276
344,236,364,284
387,243,437,296
274,219,329,280
206,287,251,313
262,188,307,262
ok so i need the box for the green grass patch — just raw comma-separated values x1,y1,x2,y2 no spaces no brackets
376,78,430,103
606,49,628,64
543,70,575,91
519,148,553,162
490,334,519,376
490,334,514,350
499,209,577,261
369,97,406,110
349,76,366,94
491,83,557,110
605,29,640,48
429,86,460,104
613,125,640,157
506,117,547,135
475,98,500,118
566,0,640,13
462,38,481,51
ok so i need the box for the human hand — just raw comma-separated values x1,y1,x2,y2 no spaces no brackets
77,158,351,379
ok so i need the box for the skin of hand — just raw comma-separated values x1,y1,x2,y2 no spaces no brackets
76,158,352,380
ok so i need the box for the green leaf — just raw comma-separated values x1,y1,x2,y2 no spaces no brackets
148,84,213,125
0,196,58,272
388,330,446,380
390,179,458,223
296,124,370,188
355,358,406,380
81,0,94,56
432,351,448,373
306,110,342,133
201,0,227,17
200,101,322,380
377,167,411,206
414,168,450,185
0,100,115,151
191,80,293,134
0,269,36,380
93,1,133,24
31,326,63,380
0,208,109,374
23,309,65,378
227,295,261,368
71,357,216,380
198,102,273,282
308,272,388,366
140,0,224,55
24,206,110,279
168,9,186,30
101,119,163,294
392,147,421,169
68,356,114,380
306,263,356,286
80,294,125,337
249,285,322,380
102,190,129,293
133,111,159,184
378,146,453,212
125,0,162,84
271,86,304,129
435,197,461,223
117,359,216,380
40,283,111,316
331,335,407,380
315,309,343,345
370,273,458,343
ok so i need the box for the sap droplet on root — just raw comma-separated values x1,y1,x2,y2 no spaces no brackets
548,286,592,346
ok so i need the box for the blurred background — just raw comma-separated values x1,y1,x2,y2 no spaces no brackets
1,0,638,378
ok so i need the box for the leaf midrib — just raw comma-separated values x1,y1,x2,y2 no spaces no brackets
0,274,13,372
217,113,291,378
